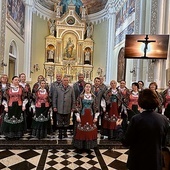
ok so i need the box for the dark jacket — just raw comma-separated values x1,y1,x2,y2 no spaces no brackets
122,111,169,170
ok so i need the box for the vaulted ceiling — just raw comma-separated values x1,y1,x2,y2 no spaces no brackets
37,0,108,15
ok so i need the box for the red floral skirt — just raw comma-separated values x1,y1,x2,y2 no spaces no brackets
102,102,119,130
74,109,97,140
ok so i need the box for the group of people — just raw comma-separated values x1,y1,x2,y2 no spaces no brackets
0,73,52,139
0,73,169,168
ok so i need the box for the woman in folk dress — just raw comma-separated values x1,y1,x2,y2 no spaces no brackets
73,83,99,151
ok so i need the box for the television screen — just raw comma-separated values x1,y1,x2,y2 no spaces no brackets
124,34,169,59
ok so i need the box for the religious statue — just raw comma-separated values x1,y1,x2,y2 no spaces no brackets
65,37,74,58
54,1,61,16
84,48,91,65
80,6,88,20
48,19,56,36
47,49,54,62
48,50,54,59
86,22,93,38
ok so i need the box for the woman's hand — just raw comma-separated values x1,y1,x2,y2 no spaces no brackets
116,119,123,126
76,117,81,123
22,106,26,111
93,118,97,123
4,107,8,113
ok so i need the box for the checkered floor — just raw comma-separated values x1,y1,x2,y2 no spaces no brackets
0,148,128,170
0,128,128,170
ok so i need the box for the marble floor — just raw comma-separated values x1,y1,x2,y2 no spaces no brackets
0,148,128,170
0,129,129,170
0,130,169,170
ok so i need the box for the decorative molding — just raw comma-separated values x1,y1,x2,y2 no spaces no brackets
0,0,7,74
147,0,158,82
33,0,55,20
32,0,127,23
134,0,141,33
132,60,137,81
150,0,158,34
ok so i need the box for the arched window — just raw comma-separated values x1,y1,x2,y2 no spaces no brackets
8,40,17,80
117,47,126,82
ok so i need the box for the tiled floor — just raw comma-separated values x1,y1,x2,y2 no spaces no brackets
0,148,128,170
0,130,128,170
0,129,170,170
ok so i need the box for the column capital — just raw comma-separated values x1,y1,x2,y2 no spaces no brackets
23,0,34,7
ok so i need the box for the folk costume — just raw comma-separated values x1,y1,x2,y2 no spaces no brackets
31,88,51,139
127,91,140,121
0,82,10,130
101,88,121,140
1,84,27,138
19,81,32,130
73,93,99,150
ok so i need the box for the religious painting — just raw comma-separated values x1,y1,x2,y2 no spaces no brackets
7,0,25,37
117,47,126,82
115,21,134,46
124,35,169,59
84,47,91,65
63,34,77,60
115,0,135,30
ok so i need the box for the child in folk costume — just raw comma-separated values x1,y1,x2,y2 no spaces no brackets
73,83,99,151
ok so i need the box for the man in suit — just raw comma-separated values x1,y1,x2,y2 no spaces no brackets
52,76,75,139
50,73,62,132
73,73,86,101
92,77,106,130
72,73,86,134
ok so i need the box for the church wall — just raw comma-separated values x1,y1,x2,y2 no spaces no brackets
113,42,133,89
93,20,108,83
31,14,49,86
4,25,25,77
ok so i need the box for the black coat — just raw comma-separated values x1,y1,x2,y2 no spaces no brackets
122,111,169,170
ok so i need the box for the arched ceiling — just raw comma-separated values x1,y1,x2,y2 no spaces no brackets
37,0,108,15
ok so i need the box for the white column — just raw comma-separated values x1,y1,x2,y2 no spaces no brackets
105,5,115,84
165,0,170,34
156,0,166,87
23,0,34,80
157,0,165,33
136,0,146,82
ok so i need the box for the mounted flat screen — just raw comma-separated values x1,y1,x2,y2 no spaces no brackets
124,34,169,59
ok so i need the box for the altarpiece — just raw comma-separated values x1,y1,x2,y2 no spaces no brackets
44,3,94,83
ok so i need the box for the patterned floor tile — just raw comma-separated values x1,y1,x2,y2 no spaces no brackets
0,148,128,170
8,161,36,170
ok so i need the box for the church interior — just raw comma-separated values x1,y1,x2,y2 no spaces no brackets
0,0,170,169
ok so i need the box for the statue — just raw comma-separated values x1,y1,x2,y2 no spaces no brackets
48,19,56,36
54,1,61,16
84,48,91,65
65,37,74,58
80,5,88,19
86,22,93,38
48,50,54,59
47,49,55,62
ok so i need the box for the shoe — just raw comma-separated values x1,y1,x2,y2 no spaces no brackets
100,135,104,139
58,134,62,139
63,134,68,138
